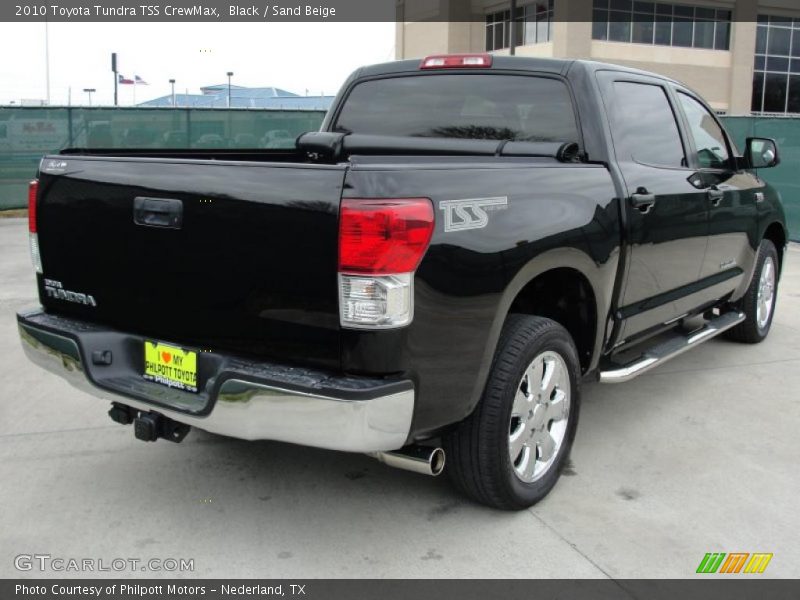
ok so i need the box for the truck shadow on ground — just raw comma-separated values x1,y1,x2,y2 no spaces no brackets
173,430,473,521
86,333,765,522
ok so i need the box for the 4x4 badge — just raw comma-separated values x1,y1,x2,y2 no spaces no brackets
41,159,68,173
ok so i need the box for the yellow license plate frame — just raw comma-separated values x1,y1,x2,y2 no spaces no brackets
143,341,198,393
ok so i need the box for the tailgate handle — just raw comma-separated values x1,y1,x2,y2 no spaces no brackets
133,197,183,229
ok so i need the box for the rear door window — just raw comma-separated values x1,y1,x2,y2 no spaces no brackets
608,81,687,168
334,74,580,144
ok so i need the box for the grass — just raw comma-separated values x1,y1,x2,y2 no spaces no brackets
0,209,27,218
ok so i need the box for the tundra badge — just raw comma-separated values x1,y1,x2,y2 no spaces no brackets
43,279,97,307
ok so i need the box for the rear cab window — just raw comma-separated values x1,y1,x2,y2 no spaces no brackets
333,74,580,145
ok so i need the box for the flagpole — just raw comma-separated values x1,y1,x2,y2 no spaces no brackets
133,77,136,105
44,19,51,105
112,53,118,106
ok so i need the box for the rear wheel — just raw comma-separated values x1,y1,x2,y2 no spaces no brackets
444,315,580,510
727,239,779,344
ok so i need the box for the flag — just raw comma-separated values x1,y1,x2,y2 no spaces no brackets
118,74,134,84
134,75,148,85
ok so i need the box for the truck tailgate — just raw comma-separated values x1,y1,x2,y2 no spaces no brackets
35,156,345,368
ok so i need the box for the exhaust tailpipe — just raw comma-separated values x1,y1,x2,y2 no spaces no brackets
370,445,445,477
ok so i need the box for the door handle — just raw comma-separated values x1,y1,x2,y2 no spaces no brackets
707,187,724,207
630,188,656,213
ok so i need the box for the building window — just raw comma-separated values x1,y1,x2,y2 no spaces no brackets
592,1,731,51
486,9,510,51
752,15,800,114
485,0,554,52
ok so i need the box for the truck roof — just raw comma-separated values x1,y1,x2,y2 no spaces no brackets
355,56,681,87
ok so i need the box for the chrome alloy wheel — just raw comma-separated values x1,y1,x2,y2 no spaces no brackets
757,256,776,330
508,351,571,483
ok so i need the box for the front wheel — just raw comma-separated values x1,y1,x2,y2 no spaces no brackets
443,315,581,510
727,239,779,344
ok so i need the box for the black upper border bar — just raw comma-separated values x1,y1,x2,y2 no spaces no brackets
2,0,780,23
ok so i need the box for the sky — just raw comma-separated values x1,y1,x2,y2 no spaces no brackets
0,22,395,105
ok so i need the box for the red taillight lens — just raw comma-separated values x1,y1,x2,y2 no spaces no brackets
420,54,493,69
28,180,38,233
339,198,434,275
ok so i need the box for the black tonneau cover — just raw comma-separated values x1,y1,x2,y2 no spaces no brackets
296,132,581,163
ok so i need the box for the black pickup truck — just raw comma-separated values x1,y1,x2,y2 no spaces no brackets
18,55,787,510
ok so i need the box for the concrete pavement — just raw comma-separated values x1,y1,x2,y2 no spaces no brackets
1,217,798,578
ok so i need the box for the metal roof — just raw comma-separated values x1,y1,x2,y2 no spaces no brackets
198,84,297,97
138,85,334,110
138,94,334,110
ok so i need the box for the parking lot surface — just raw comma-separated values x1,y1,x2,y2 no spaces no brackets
1,217,798,578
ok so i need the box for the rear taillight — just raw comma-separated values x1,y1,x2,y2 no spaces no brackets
420,54,493,70
28,180,42,274
28,180,38,233
339,199,434,274
338,198,434,329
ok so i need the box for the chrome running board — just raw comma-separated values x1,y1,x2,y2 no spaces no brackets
599,311,745,383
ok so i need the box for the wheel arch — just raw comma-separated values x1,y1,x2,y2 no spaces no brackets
507,267,598,373
763,220,787,277
465,248,617,417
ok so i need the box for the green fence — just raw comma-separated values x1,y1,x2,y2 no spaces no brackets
720,116,799,242
0,108,797,241
0,106,326,210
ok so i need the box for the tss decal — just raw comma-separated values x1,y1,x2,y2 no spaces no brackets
439,197,508,232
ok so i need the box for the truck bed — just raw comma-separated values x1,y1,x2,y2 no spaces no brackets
59,147,308,162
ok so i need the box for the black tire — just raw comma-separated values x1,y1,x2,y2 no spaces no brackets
443,315,581,510
726,239,779,344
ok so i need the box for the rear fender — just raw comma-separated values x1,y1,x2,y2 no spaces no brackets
467,247,617,414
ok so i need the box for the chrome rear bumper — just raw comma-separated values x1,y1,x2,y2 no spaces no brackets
18,309,414,453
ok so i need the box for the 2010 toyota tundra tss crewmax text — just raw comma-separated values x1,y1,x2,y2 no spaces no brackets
18,56,787,510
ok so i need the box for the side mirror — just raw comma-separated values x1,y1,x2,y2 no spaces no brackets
745,137,780,169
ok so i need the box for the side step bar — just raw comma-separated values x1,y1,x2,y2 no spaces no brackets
599,311,745,383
